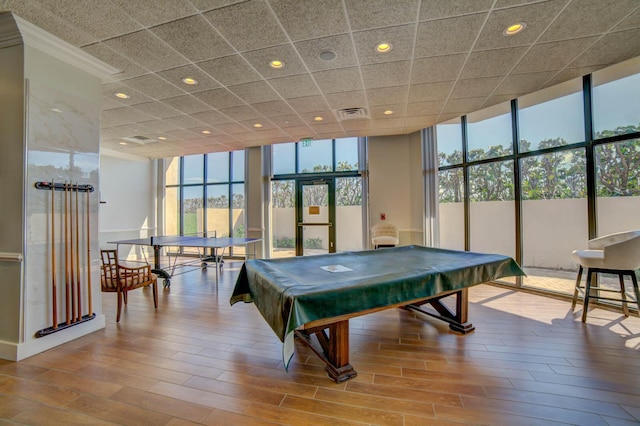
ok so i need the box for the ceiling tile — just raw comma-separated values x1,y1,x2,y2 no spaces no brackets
404,115,438,128
369,105,407,119
345,0,419,31
101,106,154,127
109,0,197,27
252,100,296,117
102,30,189,71
156,65,221,92
313,67,363,94
268,74,321,99
191,110,234,125
411,54,467,84
614,7,640,31
197,55,262,86
269,0,349,41
150,15,234,62
101,96,128,110
4,1,97,45
131,102,183,119
540,0,639,42
102,82,154,105
193,88,245,109
366,86,409,106
239,118,277,131
215,122,253,134
450,76,503,99
138,119,181,133
414,13,487,58
272,115,307,128
229,81,281,104
407,81,455,103
361,61,411,89
405,100,444,116
542,66,601,88
442,97,487,114
203,0,288,51
294,34,358,72
218,105,262,121
121,74,184,99
419,0,493,21
286,96,330,113
165,128,202,139
38,0,142,39
324,91,367,109
165,115,206,129
242,44,307,79
474,1,568,51
284,126,316,138
352,24,416,65
571,28,640,68
82,43,147,81
161,95,212,114
494,72,556,95
512,37,599,74
460,46,528,79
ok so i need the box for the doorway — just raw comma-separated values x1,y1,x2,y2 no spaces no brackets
296,178,336,256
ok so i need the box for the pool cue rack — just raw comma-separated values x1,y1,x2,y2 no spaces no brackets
35,181,96,337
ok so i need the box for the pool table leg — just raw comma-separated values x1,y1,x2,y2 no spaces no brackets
405,288,475,334
295,320,358,383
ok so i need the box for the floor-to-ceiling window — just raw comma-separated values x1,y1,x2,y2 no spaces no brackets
271,137,362,258
164,150,245,255
436,57,640,300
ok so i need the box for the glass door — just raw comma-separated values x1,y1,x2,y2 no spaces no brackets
297,179,336,256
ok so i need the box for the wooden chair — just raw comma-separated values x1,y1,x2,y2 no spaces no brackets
100,249,158,322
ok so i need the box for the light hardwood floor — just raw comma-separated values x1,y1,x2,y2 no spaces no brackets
1,261,639,425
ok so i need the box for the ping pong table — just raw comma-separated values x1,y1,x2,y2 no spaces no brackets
110,235,262,287
231,245,524,382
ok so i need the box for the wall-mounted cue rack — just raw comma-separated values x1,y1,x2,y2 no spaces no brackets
35,181,96,337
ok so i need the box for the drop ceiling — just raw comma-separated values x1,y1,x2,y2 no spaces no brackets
2,0,639,159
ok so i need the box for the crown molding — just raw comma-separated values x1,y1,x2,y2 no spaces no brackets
0,12,119,81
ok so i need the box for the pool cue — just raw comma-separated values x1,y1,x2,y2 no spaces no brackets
75,183,81,321
51,181,57,329
69,183,76,322
86,188,92,315
64,182,71,325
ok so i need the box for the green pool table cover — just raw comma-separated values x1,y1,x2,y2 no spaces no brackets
230,245,525,368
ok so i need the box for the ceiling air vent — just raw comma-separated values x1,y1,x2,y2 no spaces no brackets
122,135,155,145
335,107,369,121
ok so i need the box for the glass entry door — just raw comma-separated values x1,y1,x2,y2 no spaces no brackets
296,179,336,256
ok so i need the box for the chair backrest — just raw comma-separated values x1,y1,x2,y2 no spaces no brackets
603,232,640,270
101,249,120,290
588,230,640,250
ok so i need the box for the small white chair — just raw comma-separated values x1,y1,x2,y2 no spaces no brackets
571,230,640,322
371,223,399,249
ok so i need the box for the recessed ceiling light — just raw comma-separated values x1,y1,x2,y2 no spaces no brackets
181,77,198,85
119,141,127,145
384,110,394,115
114,92,130,99
202,130,211,135
314,116,323,122
504,22,526,36
253,123,263,128
158,136,167,140
269,60,284,69
318,50,337,61
376,42,392,53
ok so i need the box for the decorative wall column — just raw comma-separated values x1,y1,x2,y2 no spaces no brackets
0,12,118,361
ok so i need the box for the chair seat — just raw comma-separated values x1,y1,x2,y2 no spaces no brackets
372,236,399,246
571,249,605,268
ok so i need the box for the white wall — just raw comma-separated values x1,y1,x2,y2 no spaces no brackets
368,132,424,247
99,153,157,259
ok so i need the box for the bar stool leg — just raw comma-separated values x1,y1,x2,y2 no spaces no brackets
572,265,583,310
582,268,594,323
618,274,629,317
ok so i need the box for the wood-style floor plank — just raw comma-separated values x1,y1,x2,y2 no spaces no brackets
1,260,639,425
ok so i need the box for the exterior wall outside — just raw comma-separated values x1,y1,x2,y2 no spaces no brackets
440,196,640,270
